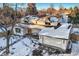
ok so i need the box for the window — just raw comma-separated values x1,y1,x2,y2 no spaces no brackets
15,28,21,33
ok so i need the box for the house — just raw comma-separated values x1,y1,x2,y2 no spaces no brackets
13,23,45,35
20,15,60,27
59,13,68,23
39,23,72,51
13,23,28,36
20,15,39,24
31,16,58,27
70,28,79,41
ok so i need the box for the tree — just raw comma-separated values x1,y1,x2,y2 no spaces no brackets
74,6,79,13
73,6,79,25
69,7,73,11
47,8,53,15
69,6,79,26
26,3,38,15
0,3,17,55
59,3,64,10
75,13,79,24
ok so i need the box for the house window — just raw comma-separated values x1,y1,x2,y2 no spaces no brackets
15,28,21,33
24,20,28,23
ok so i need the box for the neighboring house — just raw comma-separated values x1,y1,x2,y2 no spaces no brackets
70,28,79,41
59,14,68,23
31,16,58,26
50,16,59,22
13,24,28,36
20,15,39,24
13,23,45,36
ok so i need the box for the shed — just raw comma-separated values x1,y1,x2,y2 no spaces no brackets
39,23,72,50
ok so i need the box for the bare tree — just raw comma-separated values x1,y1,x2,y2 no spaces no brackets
26,3,38,15
0,3,17,55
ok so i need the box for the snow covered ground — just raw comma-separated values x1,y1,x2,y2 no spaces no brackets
71,41,79,56
0,37,6,50
9,38,79,56
0,35,39,56
0,35,78,56
9,37,32,56
0,28,79,56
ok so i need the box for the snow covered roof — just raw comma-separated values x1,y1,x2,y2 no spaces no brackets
15,23,46,29
0,24,13,33
50,16,58,22
71,28,79,35
25,15,39,20
39,23,72,39
0,27,6,32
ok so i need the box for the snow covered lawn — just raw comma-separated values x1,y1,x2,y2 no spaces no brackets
9,36,40,56
0,37,6,50
0,35,79,56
